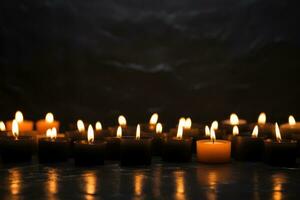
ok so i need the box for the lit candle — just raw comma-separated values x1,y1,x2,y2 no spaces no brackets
196,128,231,164
65,119,87,142
108,115,135,137
280,115,300,139
36,113,60,134
149,113,159,131
0,121,6,136
221,113,249,134
140,113,160,136
151,122,165,156
6,111,34,132
120,124,152,166
105,126,122,160
264,123,297,167
249,112,274,139
94,121,109,139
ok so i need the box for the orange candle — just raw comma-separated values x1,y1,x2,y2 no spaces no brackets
36,113,60,134
197,129,231,163
6,111,33,132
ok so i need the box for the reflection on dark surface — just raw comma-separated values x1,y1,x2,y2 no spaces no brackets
82,171,97,200
174,171,186,200
272,173,286,200
9,168,22,198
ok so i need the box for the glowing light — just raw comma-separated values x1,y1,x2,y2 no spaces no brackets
149,113,159,125
136,124,141,140
46,129,52,138
118,115,127,126
177,125,183,139
211,121,218,130
275,123,282,142
0,121,6,131
230,113,239,125
116,126,122,138
258,112,266,124
252,125,259,138
12,120,19,139
45,113,54,123
156,123,162,134
205,125,210,137
178,117,186,128
233,126,239,136
15,111,24,123
184,118,192,129
288,115,296,125
77,120,85,132
210,128,216,142
87,125,94,143
95,121,102,131
51,128,57,140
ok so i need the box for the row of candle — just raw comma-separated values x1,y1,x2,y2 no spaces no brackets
0,111,299,167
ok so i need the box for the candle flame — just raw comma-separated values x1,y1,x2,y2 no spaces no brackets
289,115,296,125
233,125,239,136
51,127,57,140
230,113,239,125
46,129,52,138
45,112,54,123
210,128,216,142
0,121,6,131
177,125,183,139
95,121,102,131
156,123,162,134
116,126,122,138
118,115,127,126
275,123,282,142
211,120,218,130
149,113,159,125
258,112,266,124
77,120,85,132
15,111,24,123
136,124,141,139
184,118,192,129
205,125,210,137
12,119,19,139
252,125,259,138
87,125,94,143
178,117,186,128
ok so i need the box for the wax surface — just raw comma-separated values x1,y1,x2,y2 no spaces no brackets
197,140,231,163
6,120,34,132
36,120,60,134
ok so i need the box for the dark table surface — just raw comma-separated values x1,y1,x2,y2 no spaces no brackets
0,157,299,200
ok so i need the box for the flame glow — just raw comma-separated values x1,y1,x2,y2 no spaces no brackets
77,120,85,132
87,125,94,143
0,121,6,131
156,123,162,134
178,118,186,128
252,125,259,138
149,113,159,125
233,126,239,136
116,126,122,138
12,120,19,139
211,121,218,130
289,115,296,125
210,128,216,142
136,124,141,139
184,118,192,129
177,125,183,139
275,123,282,142
45,113,54,123
95,121,102,131
46,129,52,138
15,111,24,123
205,125,210,137
118,115,127,126
51,128,57,140
258,112,266,124
230,113,239,125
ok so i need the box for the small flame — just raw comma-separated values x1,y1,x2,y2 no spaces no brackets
116,126,122,138
275,123,282,142
15,111,24,123
289,115,296,125
77,120,85,132
95,121,102,131
12,120,19,139
233,126,239,136
87,125,94,143
178,117,186,128
184,118,192,129
0,121,6,131
51,127,57,140
230,113,239,125
257,112,266,124
118,115,127,126
45,113,54,123
210,128,216,142
46,129,52,138
177,125,183,139
156,123,162,134
252,125,259,138
205,125,210,137
211,121,218,130
136,124,141,140
149,113,159,125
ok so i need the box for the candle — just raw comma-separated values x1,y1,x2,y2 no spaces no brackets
65,119,87,141
140,113,160,136
0,120,35,163
36,113,60,134
38,128,70,163
162,125,192,162
73,125,107,166
196,128,231,164
151,123,165,156
6,111,34,132
0,121,7,137
105,126,122,160
280,115,300,138
94,121,110,139
227,126,243,158
233,125,265,161
221,113,249,134
120,124,152,166
249,112,274,139
108,115,135,137
264,123,297,167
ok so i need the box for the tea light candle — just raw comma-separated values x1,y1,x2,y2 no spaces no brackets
280,115,300,138
162,125,192,162
142,113,159,132
120,124,152,166
249,112,274,139
0,120,35,163
38,128,70,163
105,126,122,160
36,113,60,134
108,115,136,137
6,111,34,132
221,113,249,134
264,123,297,167
73,125,107,166
94,121,110,139
0,121,7,137
151,123,165,156
197,128,231,164
65,119,86,141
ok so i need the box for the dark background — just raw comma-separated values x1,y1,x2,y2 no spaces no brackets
1,0,300,130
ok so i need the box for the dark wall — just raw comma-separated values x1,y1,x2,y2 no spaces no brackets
1,0,300,129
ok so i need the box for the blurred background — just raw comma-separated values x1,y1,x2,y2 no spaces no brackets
1,0,300,129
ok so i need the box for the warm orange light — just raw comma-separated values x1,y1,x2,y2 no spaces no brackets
116,126,122,138
178,117,186,128
184,118,192,129
210,128,216,142
211,120,218,130
51,128,57,140
118,115,127,126
230,113,239,125
87,125,94,143
149,113,159,125
77,120,85,132
45,113,54,123
12,119,19,139
275,123,282,142
252,125,259,138
233,125,239,136
288,115,296,125
46,128,52,138
0,121,6,131
15,111,24,123
156,123,162,134
205,125,210,137
177,125,183,139
136,124,141,140
258,112,266,124
95,121,102,131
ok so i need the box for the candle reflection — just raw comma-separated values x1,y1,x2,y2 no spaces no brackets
134,172,144,196
47,169,58,194
9,168,22,196
83,171,97,200
174,171,186,200
153,168,161,198
206,171,217,200
272,174,287,200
